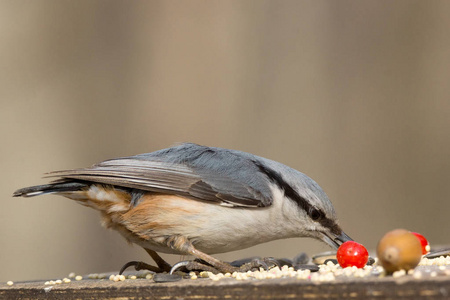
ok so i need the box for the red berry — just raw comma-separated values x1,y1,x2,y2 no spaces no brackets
411,232,430,255
337,241,369,268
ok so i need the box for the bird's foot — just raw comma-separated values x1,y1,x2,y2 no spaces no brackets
234,257,281,272
119,260,163,275
170,257,280,274
170,260,221,274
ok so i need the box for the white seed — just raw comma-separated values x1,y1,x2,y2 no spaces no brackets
119,275,126,281
75,275,83,281
145,274,153,280
68,272,76,278
129,275,137,280
393,270,406,278
55,280,62,284
63,278,71,283
323,272,335,281
6,281,13,286
190,275,197,280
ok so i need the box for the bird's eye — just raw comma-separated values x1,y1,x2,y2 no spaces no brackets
309,207,323,221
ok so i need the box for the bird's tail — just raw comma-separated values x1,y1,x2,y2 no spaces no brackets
13,182,88,198
13,181,132,214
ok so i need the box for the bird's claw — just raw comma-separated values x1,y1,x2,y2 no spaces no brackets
237,257,280,272
170,256,283,275
170,260,221,274
119,260,161,275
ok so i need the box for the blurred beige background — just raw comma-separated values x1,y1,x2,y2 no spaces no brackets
1,1,449,282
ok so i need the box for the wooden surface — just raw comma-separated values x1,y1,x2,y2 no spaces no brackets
2,274,450,300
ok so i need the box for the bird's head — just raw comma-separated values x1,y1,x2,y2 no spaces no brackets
257,160,353,249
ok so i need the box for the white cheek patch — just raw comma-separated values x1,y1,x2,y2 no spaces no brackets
269,184,287,210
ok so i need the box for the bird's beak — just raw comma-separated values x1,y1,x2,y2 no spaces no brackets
320,230,353,249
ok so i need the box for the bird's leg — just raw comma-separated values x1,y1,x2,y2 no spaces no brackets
188,247,237,273
119,261,161,274
167,235,272,274
167,235,236,273
144,248,172,272
119,248,172,274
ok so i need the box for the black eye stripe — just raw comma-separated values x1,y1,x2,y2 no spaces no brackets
254,161,342,234
255,162,310,211
309,207,324,221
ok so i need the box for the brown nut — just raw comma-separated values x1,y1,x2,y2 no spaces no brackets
376,229,422,274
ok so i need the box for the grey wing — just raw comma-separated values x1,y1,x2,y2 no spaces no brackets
47,148,274,207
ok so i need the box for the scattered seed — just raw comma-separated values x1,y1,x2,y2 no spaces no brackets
424,248,450,259
312,251,337,265
324,259,338,265
6,281,13,286
295,264,320,272
392,270,406,278
108,274,126,282
75,275,83,281
293,252,311,265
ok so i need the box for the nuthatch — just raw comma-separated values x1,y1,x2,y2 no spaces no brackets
14,143,352,273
